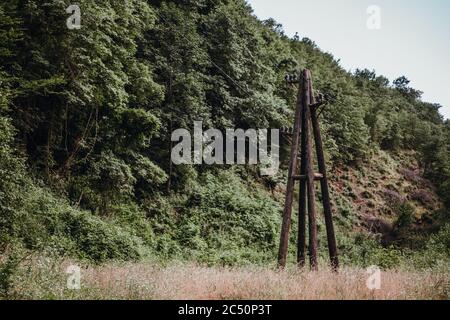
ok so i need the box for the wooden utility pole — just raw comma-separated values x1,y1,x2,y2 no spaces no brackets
278,73,303,268
278,69,339,271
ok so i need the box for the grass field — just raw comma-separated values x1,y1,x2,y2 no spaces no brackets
2,256,448,300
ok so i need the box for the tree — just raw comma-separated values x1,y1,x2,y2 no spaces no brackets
393,76,422,100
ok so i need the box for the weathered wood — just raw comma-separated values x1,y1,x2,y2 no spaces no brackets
293,173,323,181
309,80,339,271
279,68,338,271
302,70,318,271
278,80,303,268
310,101,325,109
297,91,308,268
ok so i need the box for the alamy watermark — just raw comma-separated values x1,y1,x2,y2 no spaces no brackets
171,121,280,176
366,265,381,290
367,5,381,30
66,4,81,30
66,265,81,290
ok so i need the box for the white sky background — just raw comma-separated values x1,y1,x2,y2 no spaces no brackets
247,0,450,120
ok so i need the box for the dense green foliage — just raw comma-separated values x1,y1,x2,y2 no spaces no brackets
0,0,448,267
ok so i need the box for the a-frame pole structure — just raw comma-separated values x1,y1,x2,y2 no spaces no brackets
278,69,339,271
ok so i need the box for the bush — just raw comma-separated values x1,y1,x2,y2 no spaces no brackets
400,168,422,184
407,223,450,269
395,203,415,231
0,116,151,264
2,180,148,263
410,189,434,207
439,180,450,209
339,234,403,269
61,210,145,263
174,170,282,265
382,189,406,207
425,224,450,259
0,244,23,299
0,117,27,248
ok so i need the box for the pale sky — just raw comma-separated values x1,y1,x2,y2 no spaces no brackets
247,0,450,120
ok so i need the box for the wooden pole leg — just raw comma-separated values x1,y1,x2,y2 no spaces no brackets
309,76,339,271
278,82,303,268
302,70,318,271
297,99,308,268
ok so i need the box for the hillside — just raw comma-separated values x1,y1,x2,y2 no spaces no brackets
0,0,449,298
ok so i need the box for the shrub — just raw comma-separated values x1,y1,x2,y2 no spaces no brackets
410,189,434,207
61,210,145,263
175,170,282,265
400,168,422,183
408,223,450,269
340,234,403,269
2,182,148,263
382,189,405,208
438,180,450,209
0,117,27,248
0,246,22,299
395,203,415,230
426,224,450,259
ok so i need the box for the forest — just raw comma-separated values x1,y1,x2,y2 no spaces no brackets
0,0,449,299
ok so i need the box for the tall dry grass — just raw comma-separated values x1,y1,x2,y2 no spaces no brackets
5,257,449,300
